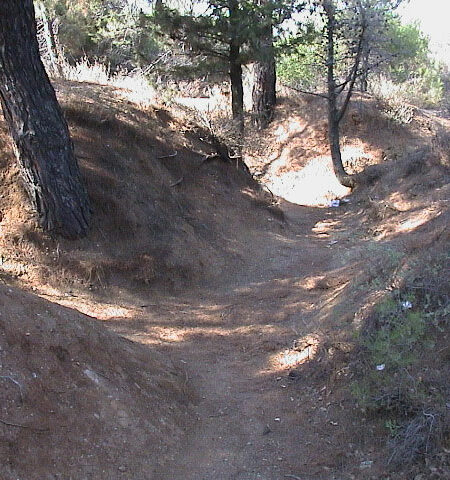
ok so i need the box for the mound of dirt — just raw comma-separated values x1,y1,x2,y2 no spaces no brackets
0,80,283,297
245,90,446,206
0,283,191,480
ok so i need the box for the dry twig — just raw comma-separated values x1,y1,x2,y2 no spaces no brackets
158,151,177,159
0,418,49,433
0,375,24,402
170,176,184,187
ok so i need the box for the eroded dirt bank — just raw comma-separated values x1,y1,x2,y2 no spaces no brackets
0,80,448,479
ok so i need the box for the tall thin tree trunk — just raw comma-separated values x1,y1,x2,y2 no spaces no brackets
252,1,276,129
35,1,63,77
229,0,245,137
359,47,369,92
324,0,354,188
0,0,91,239
229,44,245,135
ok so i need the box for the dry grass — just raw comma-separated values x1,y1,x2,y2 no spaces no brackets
55,57,157,107
388,410,448,472
369,74,443,112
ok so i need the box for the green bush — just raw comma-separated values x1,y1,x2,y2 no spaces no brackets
38,0,161,70
277,42,325,91
352,293,429,413
352,251,449,468
386,20,430,84
373,19,445,108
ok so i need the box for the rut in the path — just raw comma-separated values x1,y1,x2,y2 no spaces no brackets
145,206,348,479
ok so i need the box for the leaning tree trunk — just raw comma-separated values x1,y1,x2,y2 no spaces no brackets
327,103,354,187
324,0,354,189
252,4,276,130
0,0,90,239
327,68,353,187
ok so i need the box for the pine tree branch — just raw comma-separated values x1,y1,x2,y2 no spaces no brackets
337,14,366,124
284,84,328,99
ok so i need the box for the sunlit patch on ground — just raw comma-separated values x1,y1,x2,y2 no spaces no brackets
268,334,319,372
113,76,157,107
175,95,230,114
395,207,442,233
265,155,351,206
341,144,374,174
312,218,342,234
273,118,307,142
37,286,137,320
370,206,444,239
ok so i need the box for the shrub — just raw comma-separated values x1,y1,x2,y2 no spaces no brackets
371,19,445,109
369,74,443,123
277,42,326,92
352,293,428,413
352,251,449,468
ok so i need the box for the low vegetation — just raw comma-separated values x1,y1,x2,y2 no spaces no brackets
351,244,449,473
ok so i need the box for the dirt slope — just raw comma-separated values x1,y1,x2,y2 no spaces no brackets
245,90,448,206
0,81,449,479
0,284,190,480
0,80,283,296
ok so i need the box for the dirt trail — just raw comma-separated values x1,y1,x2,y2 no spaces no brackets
1,80,448,479
110,203,362,480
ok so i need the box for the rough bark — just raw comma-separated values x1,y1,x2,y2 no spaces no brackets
0,0,91,239
229,0,245,136
252,2,276,130
252,42,276,129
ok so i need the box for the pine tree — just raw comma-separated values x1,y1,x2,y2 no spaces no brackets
155,1,297,134
0,0,91,238
321,0,402,187
252,0,277,129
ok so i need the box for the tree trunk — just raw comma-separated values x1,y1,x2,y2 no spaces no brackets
35,1,63,77
327,80,352,186
229,45,245,135
324,0,354,189
327,107,354,187
229,0,244,136
359,47,369,92
0,0,91,239
252,41,276,129
252,2,276,130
